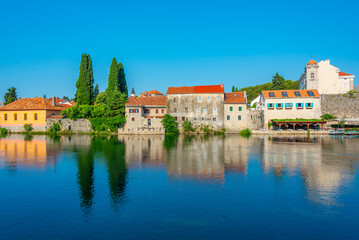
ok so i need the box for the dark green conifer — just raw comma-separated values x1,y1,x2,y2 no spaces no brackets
75,54,95,105
118,62,128,96
108,58,119,91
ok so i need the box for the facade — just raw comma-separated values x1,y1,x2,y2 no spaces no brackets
0,97,68,132
166,84,225,129
259,89,321,126
119,92,167,134
299,59,355,94
224,92,248,132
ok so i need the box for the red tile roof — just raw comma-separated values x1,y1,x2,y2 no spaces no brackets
307,59,317,65
339,71,353,77
48,115,66,119
167,84,224,94
262,89,320,98
224,92,247,104
148,90,164,95
126,96,167,106
0,97,68,111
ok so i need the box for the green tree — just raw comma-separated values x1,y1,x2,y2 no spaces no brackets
161,114,179,135
95,91,107,104
118,62,128,96
272,72,285,90
108,58,120,92
62,96,70,101
107,90,127,117
182,118,195,134
321,113,336,121
75,54,95,105
4,87,18,105
94,84,99,100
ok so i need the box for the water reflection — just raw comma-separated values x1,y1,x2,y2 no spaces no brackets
0,134,358,210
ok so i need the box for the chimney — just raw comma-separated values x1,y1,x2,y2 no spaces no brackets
52,96,56,106
131,88,135,97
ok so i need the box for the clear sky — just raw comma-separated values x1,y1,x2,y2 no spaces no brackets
0,0,358,99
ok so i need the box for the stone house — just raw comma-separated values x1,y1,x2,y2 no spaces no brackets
259,89,321,126
299,59,355,94
166,84,225,129
224,92,248,132
119,91,167,134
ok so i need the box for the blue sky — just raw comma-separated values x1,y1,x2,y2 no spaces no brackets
0,0,358,99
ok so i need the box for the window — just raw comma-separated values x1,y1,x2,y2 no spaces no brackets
213,117,216,121
34,113,38,120
182,117,185,121
201,117,205,121
269,92,275,97
307,91,314,96
217,96,220,101
238,106,242,111
175,117,178,121
281,92,288,97
196,108,201,113
296,103,303,108
198,96,202,102
213,107,217,112
14,114,17,121
136,109,139,113
24,114,27,121
4,114,7,121
230,106,233,111
185,107,188,112
238,115,242,120
203,108,207,113
208,96,211,102
306,103,313,108
194,117,197,121
161,109,164,113
144,109,150,114
294,91,301,97
173,108,177,113
285,103,292,108
311,73,314,78
277,103,283,109
227,115,230,120
268,103,274,108
156,109,159,114
173,98,177,103
129,109,133,113
132,117,135,121
344,83,348,90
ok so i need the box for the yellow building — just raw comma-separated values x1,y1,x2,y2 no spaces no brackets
0,97,67,132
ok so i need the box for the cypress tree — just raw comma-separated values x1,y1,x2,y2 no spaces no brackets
94,84,99,100
117,62,128,96
108,58,119,91
75,54,95,105
272,72,285,90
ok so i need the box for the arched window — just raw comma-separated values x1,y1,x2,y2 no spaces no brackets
311,73,314,78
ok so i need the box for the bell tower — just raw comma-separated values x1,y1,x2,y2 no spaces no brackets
305,59,319,90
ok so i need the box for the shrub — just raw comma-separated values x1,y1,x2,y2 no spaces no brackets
0,127,8,135
161,114,179,135
48,122,61,133
239,128,251,137
24,124,33,132
182,118,195,135
201,125,212,135
90,115,126,132
321,113,336,121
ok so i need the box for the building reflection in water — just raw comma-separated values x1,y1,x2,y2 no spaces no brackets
0,135,59,171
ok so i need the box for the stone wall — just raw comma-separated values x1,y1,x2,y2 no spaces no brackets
46,118,92,133
118,117,165,135
321,94,359,119
247,109,265,130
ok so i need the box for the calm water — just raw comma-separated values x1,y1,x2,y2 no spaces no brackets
0,134,358,240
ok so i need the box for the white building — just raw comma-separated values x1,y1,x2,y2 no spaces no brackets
299,59,355,94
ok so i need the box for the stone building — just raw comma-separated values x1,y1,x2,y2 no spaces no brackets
299,59,355,94
224,92,248,132
258,89,321,126
166,84,225,129
118,90,167,134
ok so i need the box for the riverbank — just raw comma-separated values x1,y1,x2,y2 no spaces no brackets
252,130,330,135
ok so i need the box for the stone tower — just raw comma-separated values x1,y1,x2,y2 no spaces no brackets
305,59,319,90
131,88,135,97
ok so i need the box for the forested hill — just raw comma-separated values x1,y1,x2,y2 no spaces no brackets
232,73,299,102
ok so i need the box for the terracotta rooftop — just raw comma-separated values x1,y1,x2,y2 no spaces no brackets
126,96,167,106
0,97,68,111
167,84,224,94
262,89,320,98
307,59,317,65
148,90,164,95
338,71,353,77
224,92,247,104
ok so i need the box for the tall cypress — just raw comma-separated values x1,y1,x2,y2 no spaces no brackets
108,58,119,91
94,84,99,100
118,62,128,96
75,54,95,105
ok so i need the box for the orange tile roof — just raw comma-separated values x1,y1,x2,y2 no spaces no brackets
262,89,320,98
148,90,163,95
167,84,224,94
126,96,167,106
339,71,353,76
307,59,317,65
48,115,66,119
0,97,68,111
224,92,247,104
